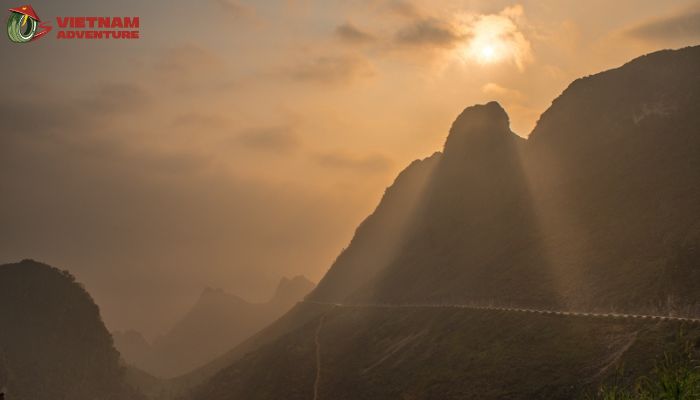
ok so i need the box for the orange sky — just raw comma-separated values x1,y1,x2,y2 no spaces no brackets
1,0,699,336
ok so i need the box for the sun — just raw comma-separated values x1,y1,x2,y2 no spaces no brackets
455,10,532,69
465,36,507,65
478,44,498,63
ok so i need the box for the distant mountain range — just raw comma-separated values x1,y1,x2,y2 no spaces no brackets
187,46,700,399
113,276,314,378
0,260,141,400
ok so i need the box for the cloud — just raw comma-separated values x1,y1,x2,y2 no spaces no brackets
155,44,227,89
171,113,230,129
394,18,463,47
335,23,375,45
213,0,256,19
623,6,700,42
285,55,374,84
481,83,524,100
158,44,224,73
236,127,301,154
313,151,392,173
81,83,150,115
0,82,352,338
0,98,82,142
383,0,421,18
460,5,533,70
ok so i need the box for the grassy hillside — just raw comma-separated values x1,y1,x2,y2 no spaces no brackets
192,303,700,400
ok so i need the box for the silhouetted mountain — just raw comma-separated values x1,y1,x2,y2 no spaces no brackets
0,260,142,400
270,276,316,306
190,46,700,399
310,102,555,306
114,276,314,378
172,150,444,392
363,101,560,308
523,47,700,313
309,46,700,315
112,330,152,373
312,152,441,302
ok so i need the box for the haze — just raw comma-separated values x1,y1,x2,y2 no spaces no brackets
1,0,699,337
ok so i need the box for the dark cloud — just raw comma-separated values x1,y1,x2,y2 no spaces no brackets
394,18,463,47
313,151,392,173
624,7,700,42
285,55,374,84
384,0,421,18
236,127,301,154
335,23,375,44
0,99,82,142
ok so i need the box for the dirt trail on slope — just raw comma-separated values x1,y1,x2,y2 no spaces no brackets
313,314,326,400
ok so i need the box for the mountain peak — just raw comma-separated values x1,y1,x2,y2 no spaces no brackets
443,101,514,156
272,275,315,304
197,287,245,307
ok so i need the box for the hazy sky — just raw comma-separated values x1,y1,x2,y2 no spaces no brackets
1,0,699,337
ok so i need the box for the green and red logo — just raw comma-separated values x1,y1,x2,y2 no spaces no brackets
6,4,140,43
6,4,51,43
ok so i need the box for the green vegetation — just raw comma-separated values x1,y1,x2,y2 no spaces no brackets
589,341,700,400
192,304,700,400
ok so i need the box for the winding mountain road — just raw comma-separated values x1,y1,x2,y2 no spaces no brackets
305,300,700,399
303,301,700,323
312,314,326,400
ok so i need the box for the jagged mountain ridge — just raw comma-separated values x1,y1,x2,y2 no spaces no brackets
114,275,314,378
310,45,700,315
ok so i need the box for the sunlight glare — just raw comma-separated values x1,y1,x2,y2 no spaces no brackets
478,44,498,63
457,8,533,70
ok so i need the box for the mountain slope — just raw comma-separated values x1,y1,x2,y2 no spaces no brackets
523,47,700,312
115,276,314,378
170,152,444,391
192,305,700,400
311,45,700,315
367,101,561,308
311,152,441,302
191,45,700,399
0,259,141,400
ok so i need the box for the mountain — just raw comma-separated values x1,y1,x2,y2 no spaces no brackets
352,101,560,308
189,46,700,399
0,259,142,400
523,47,700,313
170,150,445,393
114,276,314,378
310,45,700,315
311,152,441,302
112,330,152,372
